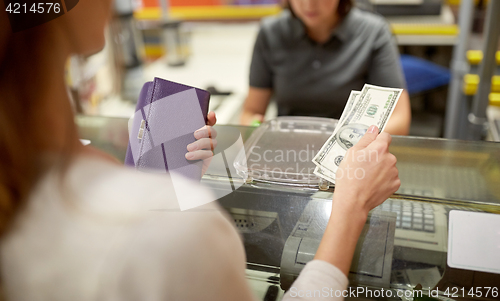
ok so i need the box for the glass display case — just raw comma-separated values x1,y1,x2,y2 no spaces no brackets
77,115,500,300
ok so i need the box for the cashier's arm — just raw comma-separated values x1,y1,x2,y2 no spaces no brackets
384,90,411,136
240,87,272,125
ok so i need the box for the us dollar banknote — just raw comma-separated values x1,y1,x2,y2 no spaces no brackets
338,90,360,126
313,165,337,183
314,91,362,183
313,84,403,182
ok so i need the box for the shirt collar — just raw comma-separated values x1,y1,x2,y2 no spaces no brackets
290,8,357,43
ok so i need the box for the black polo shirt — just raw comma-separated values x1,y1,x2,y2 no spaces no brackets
249,8,406,119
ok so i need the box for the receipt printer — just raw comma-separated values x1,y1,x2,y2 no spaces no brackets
280,194,397,290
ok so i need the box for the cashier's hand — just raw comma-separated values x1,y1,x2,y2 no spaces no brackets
185,111,217,176
334,125,400,217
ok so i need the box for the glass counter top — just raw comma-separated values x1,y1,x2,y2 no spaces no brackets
76,115,500,207
390,136,500,208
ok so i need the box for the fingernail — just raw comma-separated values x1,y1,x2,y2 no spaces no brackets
187,143,197,151
185,153,194,160
368,125,377,133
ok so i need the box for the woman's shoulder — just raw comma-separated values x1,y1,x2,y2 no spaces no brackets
259,10,297,40
19,154,231,229
347,8,390,34
74,155,225,214
69,156,247,299
1,155,244,300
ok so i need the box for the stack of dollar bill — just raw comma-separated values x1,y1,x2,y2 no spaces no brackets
312,84,403,184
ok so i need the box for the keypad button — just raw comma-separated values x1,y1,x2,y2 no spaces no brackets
412,223,423,230
424,225,435,232
413,218,424,225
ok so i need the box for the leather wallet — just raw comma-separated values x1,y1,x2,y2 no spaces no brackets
125,77,210,182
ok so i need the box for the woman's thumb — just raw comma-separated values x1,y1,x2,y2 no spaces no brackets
354,125,379,149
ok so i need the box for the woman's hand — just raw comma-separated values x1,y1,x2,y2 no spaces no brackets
333,125,400,217
314,125,400,276
185,112,217,176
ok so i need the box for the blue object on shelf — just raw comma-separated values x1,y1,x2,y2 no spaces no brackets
400,54,451,95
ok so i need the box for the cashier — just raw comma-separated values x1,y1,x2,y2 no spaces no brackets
240,0,412,135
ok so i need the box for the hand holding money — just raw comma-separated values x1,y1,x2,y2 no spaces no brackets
333,125,400,215
313,126,400,276
313,84,403,184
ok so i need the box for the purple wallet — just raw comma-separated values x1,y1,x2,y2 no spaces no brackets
125,78,210,182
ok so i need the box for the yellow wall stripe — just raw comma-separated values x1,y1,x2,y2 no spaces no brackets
134,6,282,20
391,24,459,35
